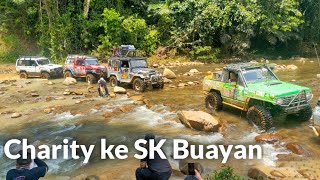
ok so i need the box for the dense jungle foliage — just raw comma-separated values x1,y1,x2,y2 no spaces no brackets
0,0,320,63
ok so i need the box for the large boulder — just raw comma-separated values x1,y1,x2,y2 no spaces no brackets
178,111,221,132
163,68,176,79
113,86,126,94
248,165,304,179
255,134,284,143
286,64,298,70
63,77,77,85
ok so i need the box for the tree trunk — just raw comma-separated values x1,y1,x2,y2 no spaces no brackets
83,0,91,19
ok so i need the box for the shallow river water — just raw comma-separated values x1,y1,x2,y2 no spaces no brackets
0,59,319,179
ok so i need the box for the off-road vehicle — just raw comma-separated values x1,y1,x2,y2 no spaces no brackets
311,98,320,136
107,45,164,92
203,63,313,130
63,55,108,84
16,56,63,79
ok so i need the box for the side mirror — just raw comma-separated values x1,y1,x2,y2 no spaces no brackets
231,82,237,86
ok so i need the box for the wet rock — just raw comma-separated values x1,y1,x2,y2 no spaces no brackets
63,77,77,85
109,93,116,98
72,89,83,95
178,83,186,87
163,68,176,79
317,74,320,78
250,60,259,64
189,69,199,73
286,64,298,70
11,113,22,118
255,134,284,143
119,106,133,113
270,170,286,178
248,166,303,179
85,175,100,180
47,81,54,85
207,71,212,74
43,108,53,114
63,91,71,95
178,111,221,132
55,97,65,100
134,100,145,105
31,93,39,97
298,170,317,179
187,81,195,86
84,93,93,98
103,112,113,118
285,142,305,155
114,86,126,94
163,77,172,84
46,96,54,102
130,95,144,101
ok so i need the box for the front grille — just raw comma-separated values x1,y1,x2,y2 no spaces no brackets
150,75,160,82
282,91,308,107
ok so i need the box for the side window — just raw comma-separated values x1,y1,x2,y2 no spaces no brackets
221,71,229,82
17,60,25,66
30,60,37,66
121,61,129,68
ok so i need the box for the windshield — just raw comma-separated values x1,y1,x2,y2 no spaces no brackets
86,58,99,65
37,58,51,65
130,59,148,68
242,67,278,84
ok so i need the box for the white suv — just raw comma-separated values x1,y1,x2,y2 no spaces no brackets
16,56,63,79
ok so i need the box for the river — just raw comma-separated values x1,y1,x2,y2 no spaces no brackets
0,59,319,179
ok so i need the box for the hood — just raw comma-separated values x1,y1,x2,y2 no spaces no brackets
247,80,310,97
39,64,63,69
131,68,158,74
86,64,106,69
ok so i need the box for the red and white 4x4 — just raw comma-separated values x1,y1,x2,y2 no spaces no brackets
63,55,108,84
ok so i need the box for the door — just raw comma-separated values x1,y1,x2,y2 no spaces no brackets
120,60,130,82
74,59,86,77
28,60,38,77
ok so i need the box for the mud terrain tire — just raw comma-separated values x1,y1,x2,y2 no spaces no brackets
247,105,273,131
133,78,146,92
86,74,97,84
205,91,223,111
64,71,72,78
110,76,119,87
40,72,50,79
153,82,164,89
20,72,28,79
298,105,312,121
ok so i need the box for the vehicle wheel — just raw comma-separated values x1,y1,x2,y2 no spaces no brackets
298,105,312,121
20,72,28,79
205,91,223,111
247,105,273,131
109,76,119,87
64,71,72,78
40,72,50,79
133,78,146,92
153,82,164,89
86,74,96,84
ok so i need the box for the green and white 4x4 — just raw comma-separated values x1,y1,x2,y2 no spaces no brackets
203,63,313,130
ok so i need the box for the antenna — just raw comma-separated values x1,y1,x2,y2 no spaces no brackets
313,43,320,67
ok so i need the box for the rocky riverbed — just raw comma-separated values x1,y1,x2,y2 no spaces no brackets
0,59,319,179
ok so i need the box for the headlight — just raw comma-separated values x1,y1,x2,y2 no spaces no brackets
275,98,284,105
306,91,313,101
